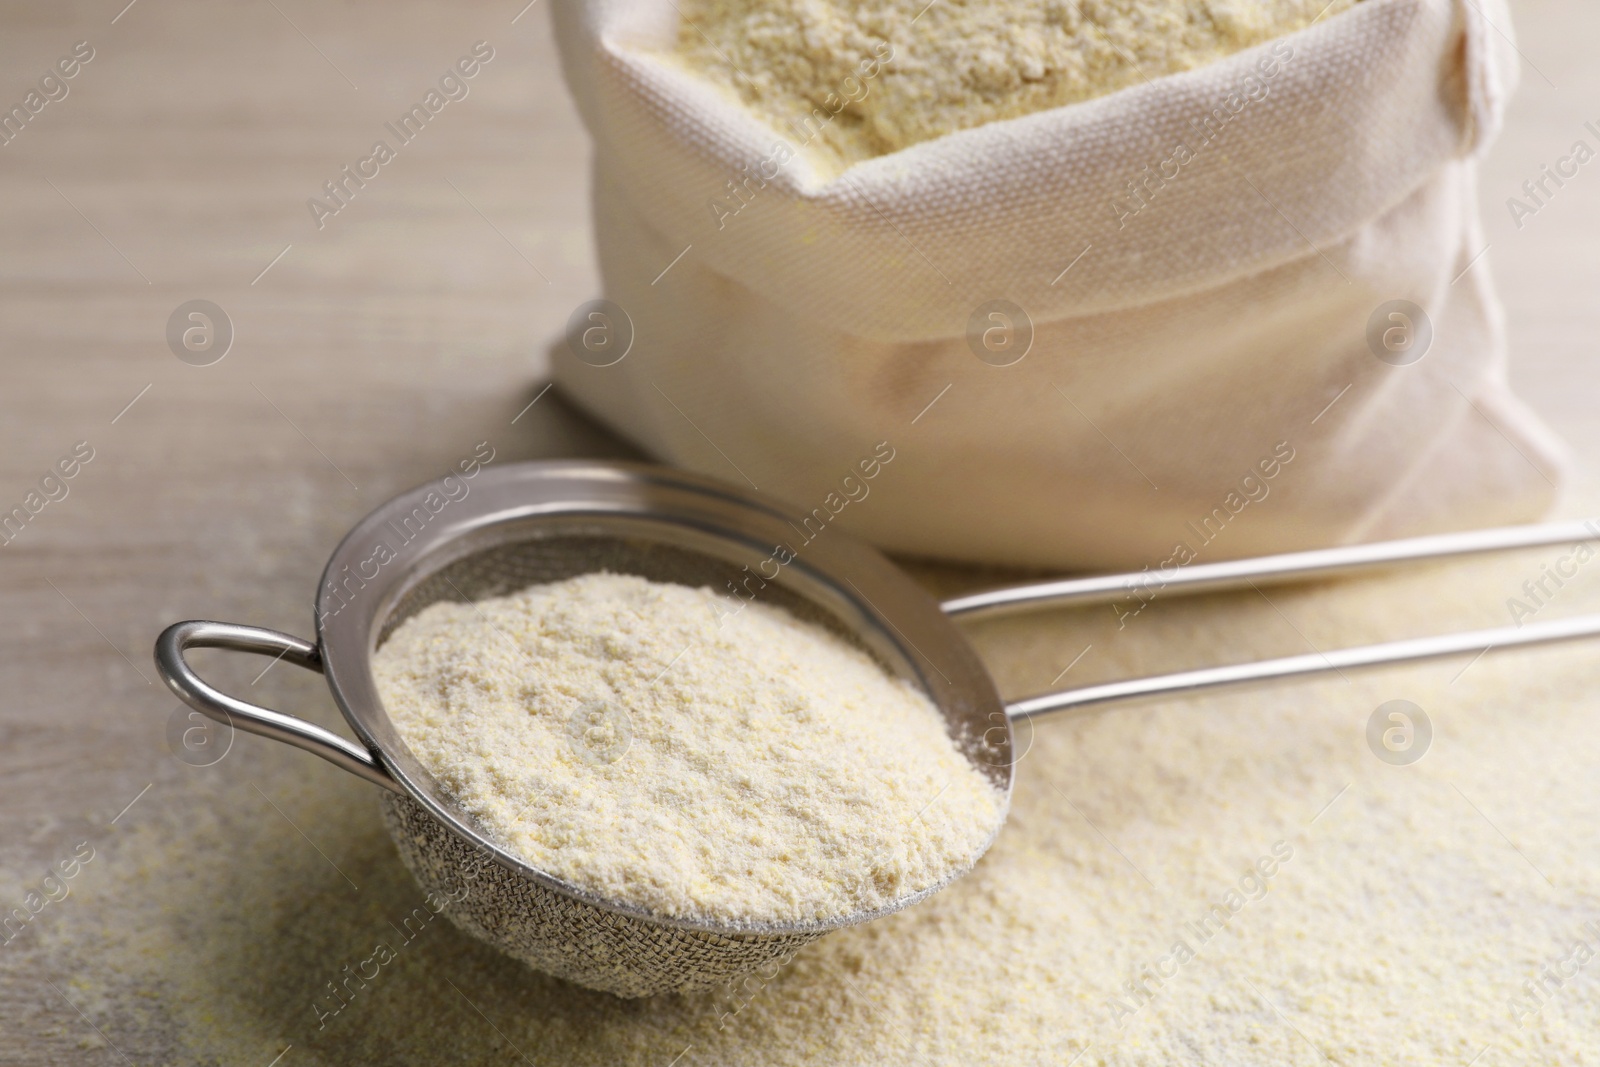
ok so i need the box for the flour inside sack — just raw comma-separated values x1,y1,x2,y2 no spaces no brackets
672,0,1359,165
372,571,1005,925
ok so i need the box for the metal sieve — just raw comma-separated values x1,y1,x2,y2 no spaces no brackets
155,460,1600,997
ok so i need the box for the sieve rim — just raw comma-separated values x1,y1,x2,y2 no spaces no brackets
313,459,1014,937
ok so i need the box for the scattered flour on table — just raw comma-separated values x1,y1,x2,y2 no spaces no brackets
673,0,1359,165
371,572,1004,925
19,527,1600,1064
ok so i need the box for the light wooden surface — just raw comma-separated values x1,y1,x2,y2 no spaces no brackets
0,0,1596,1061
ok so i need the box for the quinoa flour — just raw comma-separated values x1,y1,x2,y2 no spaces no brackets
17,521,1600,1064
672,0,1360,165
370,572,1004,924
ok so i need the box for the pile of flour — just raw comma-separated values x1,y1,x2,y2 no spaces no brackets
674,0,1357,164
371,572,1003,925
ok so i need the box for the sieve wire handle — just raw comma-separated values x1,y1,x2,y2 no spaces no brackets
1005,612,1600,721
942,517,1600,619
154,620,403,793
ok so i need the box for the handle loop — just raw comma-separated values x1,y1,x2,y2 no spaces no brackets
154,620,402,793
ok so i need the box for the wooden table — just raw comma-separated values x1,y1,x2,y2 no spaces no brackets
0,0,1595,1061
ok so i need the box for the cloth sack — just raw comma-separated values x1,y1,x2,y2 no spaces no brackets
550,0,1565,570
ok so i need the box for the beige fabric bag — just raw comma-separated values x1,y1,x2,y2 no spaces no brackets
550,0,1565,570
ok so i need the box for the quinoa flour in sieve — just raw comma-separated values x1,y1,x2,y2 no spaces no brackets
672,0,1359,165
370,572,1004,925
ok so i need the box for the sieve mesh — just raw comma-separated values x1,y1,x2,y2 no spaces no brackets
160,464,1009,999
381,793,823,997
370,531,878,997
